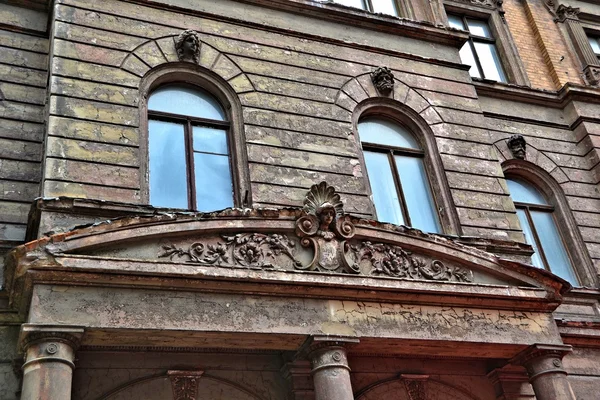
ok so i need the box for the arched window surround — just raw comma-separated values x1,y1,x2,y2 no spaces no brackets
352,98,461,235
139,63,251,210
503,160,596,287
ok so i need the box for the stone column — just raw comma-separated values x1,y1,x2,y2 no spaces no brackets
512,344,576,400
19,324,84,400
304,336,358,400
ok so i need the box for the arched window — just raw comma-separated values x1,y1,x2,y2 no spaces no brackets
506,176,579,284
358,117,441,233
147,84,234,211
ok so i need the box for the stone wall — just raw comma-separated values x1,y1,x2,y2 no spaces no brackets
0,4,48,247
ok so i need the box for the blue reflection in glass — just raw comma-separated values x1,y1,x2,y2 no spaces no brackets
193,126,228,155
194,153,234,211
506,178,548,205
395,155,440,233
364,151,405,225
515,208,545,270
531,210,578,285
359,118,419,149
148,120,188,209
149,85,226,121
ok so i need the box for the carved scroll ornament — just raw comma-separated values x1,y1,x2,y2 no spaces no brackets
295,181,359,274
175,29,200,63
158,182,474,283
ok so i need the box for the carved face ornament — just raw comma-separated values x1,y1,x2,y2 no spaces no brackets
176,29,200,63
507,134,527,159
370,66,395,95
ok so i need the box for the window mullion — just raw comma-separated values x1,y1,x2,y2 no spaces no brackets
469,39,486,79
389,150,412,227
524,207,551,272
186,119,197,211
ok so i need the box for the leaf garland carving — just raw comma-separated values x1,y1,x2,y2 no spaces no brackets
351,241,474,282
159,233,302,269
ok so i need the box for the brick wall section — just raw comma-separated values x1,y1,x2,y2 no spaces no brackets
0,28,47,243
521,0,583,88
502,0,554,90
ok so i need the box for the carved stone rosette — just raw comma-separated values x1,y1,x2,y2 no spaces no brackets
507,134,527,159
168,371,203,400
370,66,395,95
175,29,200,63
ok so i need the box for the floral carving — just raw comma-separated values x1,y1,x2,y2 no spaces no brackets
370,66,395,95
175,29,200,63
159,233,302,269
352,242,473,282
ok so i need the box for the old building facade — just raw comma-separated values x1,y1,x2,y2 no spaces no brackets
1,0,600,398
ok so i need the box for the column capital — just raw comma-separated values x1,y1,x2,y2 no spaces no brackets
299,335,360,355
19,324,85,353
510,344,572,368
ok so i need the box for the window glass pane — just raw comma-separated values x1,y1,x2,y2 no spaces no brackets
506,178,548,205
359,118,420,149
334,0,366,9
447,14,465,30
148,120,188,209
466,18,493,38
589,36,600,55
459,42,481,79
364,151,405,225
473,42,507,82
371,0,399,15
531,211,578,285
193,126,228,155
394,155,441,233
194,153,234,211
149,85,226,121
516,208,545,270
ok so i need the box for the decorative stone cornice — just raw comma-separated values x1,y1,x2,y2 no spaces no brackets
19,324,85,352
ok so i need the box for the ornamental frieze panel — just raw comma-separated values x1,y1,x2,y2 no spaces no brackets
157,182,473,283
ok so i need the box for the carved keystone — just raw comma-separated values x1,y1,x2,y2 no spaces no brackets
507,134,527,159
168,370,204,400
175,29,200,63
370,66,395,95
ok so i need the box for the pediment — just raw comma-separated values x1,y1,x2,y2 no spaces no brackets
6,183,569,312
